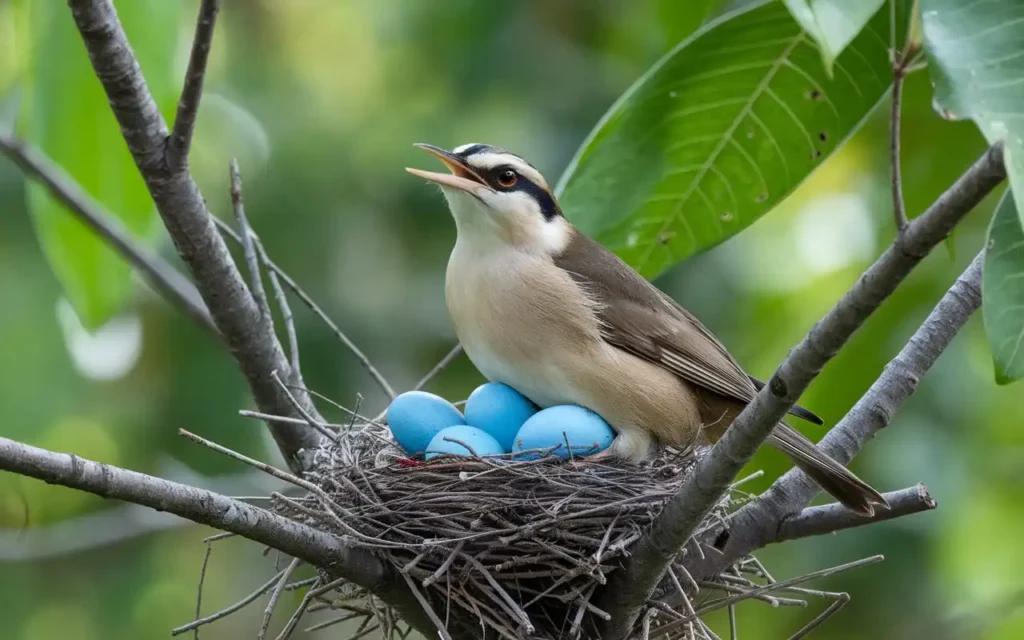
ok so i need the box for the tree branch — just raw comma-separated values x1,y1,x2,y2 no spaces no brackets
776,483,936,543
0,130,216,335
687,251,984,583
0,435,446,636
66,0,323,467
0,436,377,583
596,144,1005,637
166,0,219,172
212,217,396,400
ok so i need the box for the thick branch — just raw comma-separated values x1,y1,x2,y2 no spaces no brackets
0,437,376,583
66,0,321,466
597,144,1005,637
0,131,215,334
689,251,984,582
0,436,443,636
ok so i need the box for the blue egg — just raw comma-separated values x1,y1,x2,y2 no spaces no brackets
426,425,505,459
386,391,465,455
512,405,616,460
464,383,539,452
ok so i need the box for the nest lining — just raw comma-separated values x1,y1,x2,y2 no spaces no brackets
271,419,744,639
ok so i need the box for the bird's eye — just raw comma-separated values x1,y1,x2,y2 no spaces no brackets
497,169,517,188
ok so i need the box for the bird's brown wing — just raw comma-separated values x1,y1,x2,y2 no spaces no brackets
554,230,758,405
554,229,883,514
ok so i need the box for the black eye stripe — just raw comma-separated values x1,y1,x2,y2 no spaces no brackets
485,166,560,220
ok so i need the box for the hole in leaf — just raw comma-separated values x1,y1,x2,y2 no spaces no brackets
818,132,828,142
808,89,821,100
657,230,676,245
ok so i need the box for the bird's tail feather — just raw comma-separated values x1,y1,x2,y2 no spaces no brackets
767,424,887,517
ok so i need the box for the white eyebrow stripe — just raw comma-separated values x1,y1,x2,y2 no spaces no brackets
453,142,487,154
467,152,548,189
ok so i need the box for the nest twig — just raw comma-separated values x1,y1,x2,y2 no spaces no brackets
173,412,879,639
271,416,724,639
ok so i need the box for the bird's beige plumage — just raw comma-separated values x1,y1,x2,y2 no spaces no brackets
408,142,887,516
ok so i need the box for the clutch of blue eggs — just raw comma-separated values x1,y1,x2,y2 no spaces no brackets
384,383,615,460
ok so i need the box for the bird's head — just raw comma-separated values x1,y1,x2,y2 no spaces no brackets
407,143,570,254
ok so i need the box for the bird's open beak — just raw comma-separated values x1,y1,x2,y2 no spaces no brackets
406,143,490,194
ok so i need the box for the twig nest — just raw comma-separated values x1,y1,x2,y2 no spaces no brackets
274,418,714,639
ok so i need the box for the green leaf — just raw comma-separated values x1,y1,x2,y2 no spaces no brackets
17,1,179,328
654,0,729,45
783,0,888,74
983,192,1024,384
921,0,1024,230
556,0,904,279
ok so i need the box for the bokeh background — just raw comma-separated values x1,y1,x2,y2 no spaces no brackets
1,1,1022,638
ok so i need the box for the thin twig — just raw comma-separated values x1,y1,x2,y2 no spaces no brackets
192,538,215,640
238,410,347,430
172,569,286,636
400,571,454,640
423,541,465,587
271,371,338,442
275,578,321,640
414,344,464,391
655,556,883,638
0,131,215,334
788,593,850,640
890,27,920,231
230,159,272,320
210,215,396,399
167,0,219,171
284,577,318,591
890,62,907,230
257,238,302,378
178,429,321,495
303,612,366,633
259,558,301,640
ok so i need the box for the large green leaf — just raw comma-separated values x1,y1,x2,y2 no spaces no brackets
983,192,1024,384
783,0,887,73
654,0,729,45
556,0,903,279
18,1,179,328
921,0,1024,229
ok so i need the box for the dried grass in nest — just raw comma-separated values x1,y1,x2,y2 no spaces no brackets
271,417,742,640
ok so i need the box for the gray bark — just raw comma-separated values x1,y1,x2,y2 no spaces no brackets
596,146,1004,638
67,0,322,466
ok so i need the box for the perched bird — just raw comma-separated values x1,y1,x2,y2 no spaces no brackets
407,143,887,516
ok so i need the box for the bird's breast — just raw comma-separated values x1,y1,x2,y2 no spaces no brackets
444,243,703,454
445,245,604,407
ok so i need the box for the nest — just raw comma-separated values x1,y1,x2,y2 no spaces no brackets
271,418,741,639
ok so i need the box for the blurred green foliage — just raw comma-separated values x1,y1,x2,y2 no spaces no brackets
0,1,1022,639
13,0,180,328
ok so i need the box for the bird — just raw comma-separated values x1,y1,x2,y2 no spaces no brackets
407,142,887,516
